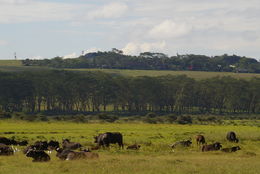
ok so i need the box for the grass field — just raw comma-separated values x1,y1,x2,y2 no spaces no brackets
0,60,260,79
69,68,260,80
0,120,259,174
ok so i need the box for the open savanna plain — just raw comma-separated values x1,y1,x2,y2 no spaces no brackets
0,60,260,80
0,121,259,174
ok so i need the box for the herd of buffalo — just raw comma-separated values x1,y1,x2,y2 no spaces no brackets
0,131,241,162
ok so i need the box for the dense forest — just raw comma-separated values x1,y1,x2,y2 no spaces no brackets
0,70,259,115
22,50,260,73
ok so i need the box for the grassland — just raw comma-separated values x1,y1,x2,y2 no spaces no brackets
0,59,260,79
0,120,259,174
69,68,260,80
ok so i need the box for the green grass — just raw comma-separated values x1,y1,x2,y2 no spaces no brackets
0,60,22,66
0,60,259,79
0,120,259,174
67,68,260,80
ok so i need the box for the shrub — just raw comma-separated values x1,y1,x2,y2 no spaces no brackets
177,115,192,124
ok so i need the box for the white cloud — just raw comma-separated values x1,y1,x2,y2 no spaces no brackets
63,52,78,59
87,2,128,19
83,48,102,55
0,1,89,23
122,41,166,55
148,20,192,39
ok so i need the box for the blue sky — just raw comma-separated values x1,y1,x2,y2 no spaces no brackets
0,0,260,60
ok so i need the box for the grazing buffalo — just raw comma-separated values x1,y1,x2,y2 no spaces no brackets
127,144,141,150
0,143,14,156
221,146,241,152
26,149,50,162
171,139,192,148
94,132,123,148
226,131,239,143
195,135,206,145
62,139,82,150
202,142,222,152
66,151,99,160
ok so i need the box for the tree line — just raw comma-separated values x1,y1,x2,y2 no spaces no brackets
22,50,260,73
0,70,259,115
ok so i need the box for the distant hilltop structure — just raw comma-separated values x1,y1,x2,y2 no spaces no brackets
14,52,17,60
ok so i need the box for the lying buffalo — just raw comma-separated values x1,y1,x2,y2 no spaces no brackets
202,142,222,152
26,149,50,162
56,148,98,160
127,144,141,150
62,139,82,150
0,137,28,146
221,146,241,152
94,132,123,148
226,131,239,143
66,151,99,160
0,143,14,156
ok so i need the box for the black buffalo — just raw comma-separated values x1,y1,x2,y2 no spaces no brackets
221,146,241,152
48,140,60,150
0,143,14,156
26,149,50,162
94,132,123,148
226,131,239,143
202,142,222,152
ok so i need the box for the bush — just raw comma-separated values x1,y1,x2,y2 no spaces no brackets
0,112,12,119
177,115,193,124
146,112,157,118
97,113,119,123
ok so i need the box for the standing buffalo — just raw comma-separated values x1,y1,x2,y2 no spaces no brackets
226,131,239,143
195,135,205,145
202,142,222,152
94,132,123,148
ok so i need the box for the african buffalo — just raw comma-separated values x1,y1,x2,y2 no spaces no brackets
195,135,205,145
0,137,14,145
221,146,241,152
0,143,14,156
48,140,60,150
127,144,141,150
202,142,222,152
226,131,239,143
171,139,192,148
26,149,50,162
66,151,99,160
56,148,72,160
62,139,82,150
94,132,123,148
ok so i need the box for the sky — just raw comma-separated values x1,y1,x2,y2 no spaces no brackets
0,0,260,60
